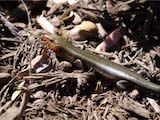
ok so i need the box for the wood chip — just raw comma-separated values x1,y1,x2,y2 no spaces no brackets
119,97,150,118
147,97,160,113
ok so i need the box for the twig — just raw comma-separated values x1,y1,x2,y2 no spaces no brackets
0,51,16,61
19,0,32,28
17,92,29,119
0,37,22,43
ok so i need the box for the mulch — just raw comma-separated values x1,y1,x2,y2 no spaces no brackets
0,0,160,119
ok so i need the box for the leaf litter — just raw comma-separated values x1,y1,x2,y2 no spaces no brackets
0,0,160,119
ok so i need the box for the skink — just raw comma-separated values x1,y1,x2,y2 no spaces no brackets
45,35,160,94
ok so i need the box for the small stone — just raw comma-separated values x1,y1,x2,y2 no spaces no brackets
67,21,98,41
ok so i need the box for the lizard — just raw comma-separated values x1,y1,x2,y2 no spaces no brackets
44,35,160,94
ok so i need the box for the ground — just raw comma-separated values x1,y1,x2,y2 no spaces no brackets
0,0,160,119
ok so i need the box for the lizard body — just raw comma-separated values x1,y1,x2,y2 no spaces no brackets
46,35,160,94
